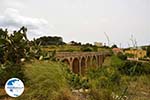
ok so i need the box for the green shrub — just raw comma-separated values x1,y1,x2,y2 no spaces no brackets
117,52,127,60
65,70,89,89
81,46,93,52
85,64,129,100
110,55,124,67
118,61,150,76
0,62,24,86
125,53,134,58
87,67,121,90
80,45,98,52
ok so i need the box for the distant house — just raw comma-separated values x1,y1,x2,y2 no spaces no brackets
124,49,146,58
94,42,103,47
112,48,123,55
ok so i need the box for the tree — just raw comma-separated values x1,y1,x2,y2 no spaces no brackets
111,44,118,48
146,46,150,57
69,41,81,46
34,36,65,45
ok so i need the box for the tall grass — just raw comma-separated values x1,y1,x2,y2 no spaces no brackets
17,60,76,100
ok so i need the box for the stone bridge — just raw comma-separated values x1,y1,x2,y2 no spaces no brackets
55,51,110,75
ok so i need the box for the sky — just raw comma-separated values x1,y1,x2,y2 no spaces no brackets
0,0,149,48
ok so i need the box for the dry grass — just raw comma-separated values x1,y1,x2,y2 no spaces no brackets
127,75,150,100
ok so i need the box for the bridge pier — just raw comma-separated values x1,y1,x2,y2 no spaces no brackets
80,57,86,75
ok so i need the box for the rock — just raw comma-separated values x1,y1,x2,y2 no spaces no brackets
72,89,79,93
79,88,84,93
85,89,89,93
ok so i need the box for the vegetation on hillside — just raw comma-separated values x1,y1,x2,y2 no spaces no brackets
0,27,150,100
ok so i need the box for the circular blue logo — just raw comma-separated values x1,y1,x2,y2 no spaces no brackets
5,78,24,97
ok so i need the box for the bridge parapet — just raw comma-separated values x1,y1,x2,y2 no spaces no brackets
55,51,107,58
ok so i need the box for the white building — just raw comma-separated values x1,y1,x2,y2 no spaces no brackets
94,42,103,47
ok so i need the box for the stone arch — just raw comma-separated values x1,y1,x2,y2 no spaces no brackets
62,59,70,65
81,57,86,75
72,58,79,74
92,56,97,68
57,58,60,61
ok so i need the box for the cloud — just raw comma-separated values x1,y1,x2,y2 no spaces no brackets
2,0,25,9
0,8,51,39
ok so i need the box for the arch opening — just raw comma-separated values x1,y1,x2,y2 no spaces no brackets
92,56,97,68
72,58,79,74
62,59,70,66
87,56,91,68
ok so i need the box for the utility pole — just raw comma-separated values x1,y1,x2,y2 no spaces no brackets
130,34,137,49
104,32,110,47
119,43,121,48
